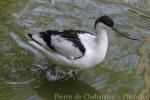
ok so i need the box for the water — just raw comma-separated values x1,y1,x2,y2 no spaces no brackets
0,0,150,100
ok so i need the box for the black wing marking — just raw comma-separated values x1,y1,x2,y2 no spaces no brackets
39,30,91,57
60,30,86,55
40,30,60,51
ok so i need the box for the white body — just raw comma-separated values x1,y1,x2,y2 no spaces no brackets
28,23,108,69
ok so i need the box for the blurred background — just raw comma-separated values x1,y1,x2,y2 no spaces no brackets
0,0,150,100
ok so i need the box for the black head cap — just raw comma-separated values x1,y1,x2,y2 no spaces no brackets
95,15,114,28
28,34,33,38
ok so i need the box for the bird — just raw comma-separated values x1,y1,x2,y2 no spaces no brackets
28,15,140,70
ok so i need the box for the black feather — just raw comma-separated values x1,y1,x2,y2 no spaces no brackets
40,30,60,50
40,30,86,55
60,30,86,54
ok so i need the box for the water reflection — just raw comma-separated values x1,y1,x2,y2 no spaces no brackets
34,79,98,100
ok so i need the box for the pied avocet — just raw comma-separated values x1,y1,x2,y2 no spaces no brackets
28,15,139,69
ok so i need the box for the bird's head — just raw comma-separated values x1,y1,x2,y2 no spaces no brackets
95,15,114,31
95,15,140,41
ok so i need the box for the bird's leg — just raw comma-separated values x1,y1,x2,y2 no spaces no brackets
66,70,81,80
35,64,80,81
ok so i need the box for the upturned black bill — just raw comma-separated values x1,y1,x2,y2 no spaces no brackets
112,28,141,41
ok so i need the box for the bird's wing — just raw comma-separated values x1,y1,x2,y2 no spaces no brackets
40,30,86,60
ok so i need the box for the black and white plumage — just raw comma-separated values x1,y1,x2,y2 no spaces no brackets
28,15,139,69
41,30,86,60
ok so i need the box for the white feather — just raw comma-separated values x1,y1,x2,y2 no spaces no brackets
51,35,82,60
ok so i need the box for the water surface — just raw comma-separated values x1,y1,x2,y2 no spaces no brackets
0,0,150,100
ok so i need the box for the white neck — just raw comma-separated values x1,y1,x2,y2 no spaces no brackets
96,23,108,44
95,23,108,58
